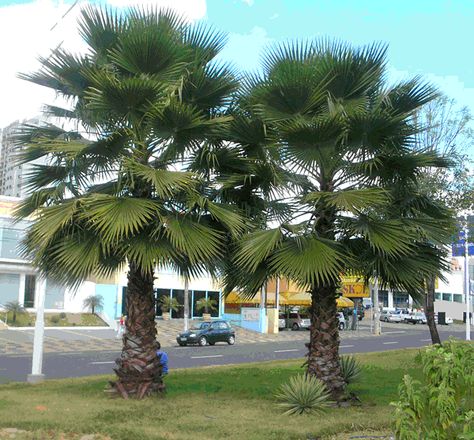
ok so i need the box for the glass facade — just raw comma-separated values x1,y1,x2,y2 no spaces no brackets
0,273,20,305
45,282,65,309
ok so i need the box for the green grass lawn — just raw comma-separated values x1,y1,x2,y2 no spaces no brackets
0,312,106,327
0,349,421,440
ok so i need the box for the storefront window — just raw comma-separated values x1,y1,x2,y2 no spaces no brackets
192,290,206,317
155,288,170,316
453,294,463,303
0,273,20,304
393,291,409,308
207,291,220,317
23,274,36,308
44,282,65,309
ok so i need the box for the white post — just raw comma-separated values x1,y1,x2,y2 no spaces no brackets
183,276,189,332
275,277,280,312
464,218,471,341
28,276,46,383
373,273,381,336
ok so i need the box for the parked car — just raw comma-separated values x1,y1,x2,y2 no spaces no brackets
176,320,235,346
405,312,427,325
336,312,346,330
278,314,286,329
287,312,311,330
393,309,411,322
380,310,402,323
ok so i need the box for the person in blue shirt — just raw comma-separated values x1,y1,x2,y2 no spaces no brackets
156,342,168,376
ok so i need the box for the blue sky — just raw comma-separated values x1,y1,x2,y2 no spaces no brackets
1,0,473,136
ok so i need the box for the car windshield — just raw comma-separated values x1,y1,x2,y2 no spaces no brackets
192,323,210,330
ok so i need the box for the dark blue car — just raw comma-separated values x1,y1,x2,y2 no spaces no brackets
177,320,236,346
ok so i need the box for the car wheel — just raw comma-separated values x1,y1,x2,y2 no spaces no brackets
292,323,299,331
227,335,235,345
198,336,207,346
178,342,186,347
338,322,344,331
209,342,215,346
384,317,389,322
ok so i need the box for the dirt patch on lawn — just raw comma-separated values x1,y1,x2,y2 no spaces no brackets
0,428,111,440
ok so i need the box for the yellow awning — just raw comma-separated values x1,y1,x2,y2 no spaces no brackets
226,291,354,308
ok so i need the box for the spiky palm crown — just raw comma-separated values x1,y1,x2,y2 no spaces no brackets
15,6,248,287
223,40,455,299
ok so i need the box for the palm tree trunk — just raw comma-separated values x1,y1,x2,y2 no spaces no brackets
425,275,441,344
110,262,163,398
307,285,346,401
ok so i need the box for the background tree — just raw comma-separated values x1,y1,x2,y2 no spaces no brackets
415,96,474,344
82,294,104,315
225,41,449,400
15,6,243,398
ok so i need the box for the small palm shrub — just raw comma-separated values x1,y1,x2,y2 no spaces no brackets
59,312,67,319
82,295,104,315
159,295,180,313
50,315,61,324
392,340,474,439
4,300,26,324
340,355,362,384
275,374,332,415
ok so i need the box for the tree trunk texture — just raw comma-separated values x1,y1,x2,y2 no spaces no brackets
307,285,346,401
109,263,163,399
425,275,441,345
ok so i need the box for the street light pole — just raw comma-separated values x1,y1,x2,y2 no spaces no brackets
27,276,46,383
464,217,471,341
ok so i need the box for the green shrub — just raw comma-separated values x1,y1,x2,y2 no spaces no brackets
339,355,361,384
49,315,61,324
59,312,67,319
275,374,332,415
392,340,474,439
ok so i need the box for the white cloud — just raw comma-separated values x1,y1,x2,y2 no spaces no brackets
0,0,206,128
217,26,271,73
388,66,474,114
241,0,254,6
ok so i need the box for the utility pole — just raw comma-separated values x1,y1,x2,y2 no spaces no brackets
464,216,471,341
372,272,381,336
28,277,46,383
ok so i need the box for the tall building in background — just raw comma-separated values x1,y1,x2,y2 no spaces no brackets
0,118,41,198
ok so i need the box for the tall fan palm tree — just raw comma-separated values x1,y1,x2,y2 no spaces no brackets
15,6,243,398
225,41,450,399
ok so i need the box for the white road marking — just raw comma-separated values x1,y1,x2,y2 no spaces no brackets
274,349,299,353
90,361,115,365
420,338,432,342
383,341,399,345
384,331,406,334
339,345,355,348
190,355,223,359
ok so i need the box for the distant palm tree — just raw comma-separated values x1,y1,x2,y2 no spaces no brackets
83,295,104,315
4,301,26,324
195,297,218,314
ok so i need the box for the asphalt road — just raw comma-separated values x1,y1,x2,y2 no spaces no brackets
0,328,467,383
